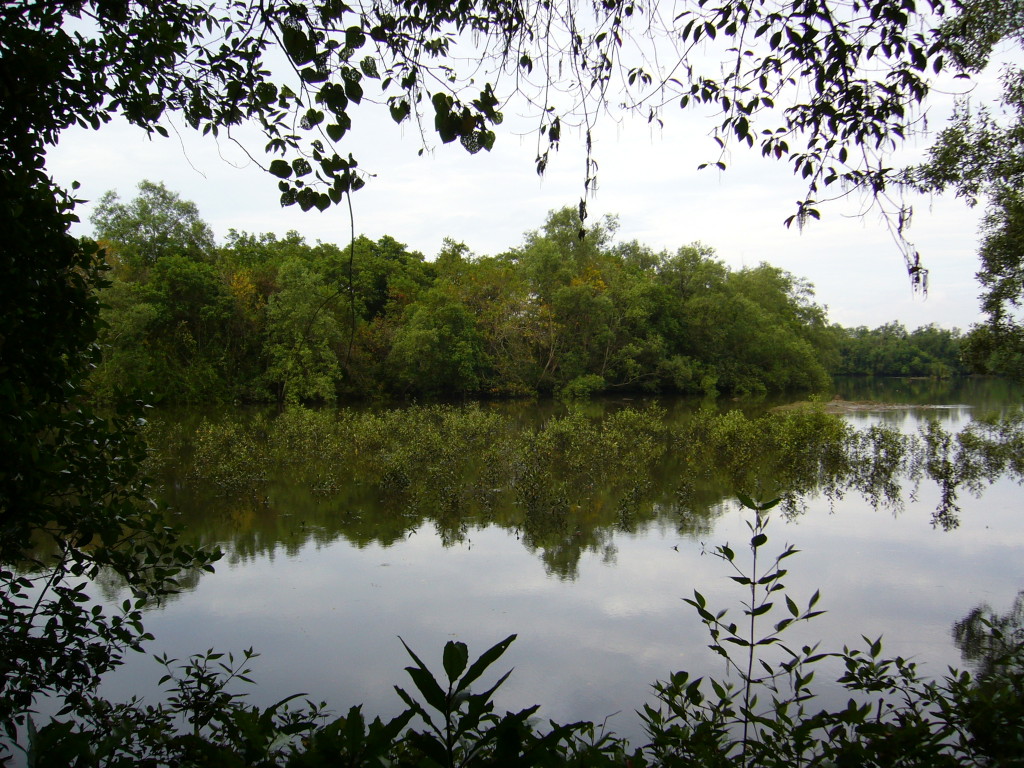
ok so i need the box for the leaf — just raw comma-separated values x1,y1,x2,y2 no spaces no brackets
344,78,363,104
786,595,799,617
281,25,313,65
405,666,447,713
443,641,469,683
398,636,430,671
269,160,292,178
456,634,516,694
345,26,366,49
389,100,410,123
359,56,379,78
404,729,449,765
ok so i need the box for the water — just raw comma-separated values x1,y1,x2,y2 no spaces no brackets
88,378,1024,746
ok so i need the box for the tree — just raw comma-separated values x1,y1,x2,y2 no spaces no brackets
907,0,1024,375
265,257,346,403
90,180,216,270
386,287,488,397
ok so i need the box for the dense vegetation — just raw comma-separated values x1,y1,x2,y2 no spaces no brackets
5,0,1023,764
88,182,978,405
833,323,969,378
89,183,841,401
157,403,1024,572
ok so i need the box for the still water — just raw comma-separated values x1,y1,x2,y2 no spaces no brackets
96,379,1024,745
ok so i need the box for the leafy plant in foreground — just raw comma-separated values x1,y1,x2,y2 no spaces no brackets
16,493,1024,766
642,495,828,767
393,634,628,767
643,495,1024,767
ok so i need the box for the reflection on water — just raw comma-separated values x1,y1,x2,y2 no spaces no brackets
954,590,1024,676
91,378,1023,744
833,375,1024,412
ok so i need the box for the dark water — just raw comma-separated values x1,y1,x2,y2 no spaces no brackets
92,378,1024,745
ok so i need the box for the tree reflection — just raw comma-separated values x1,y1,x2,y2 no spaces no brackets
953,591,1024,677
124,402,1024,588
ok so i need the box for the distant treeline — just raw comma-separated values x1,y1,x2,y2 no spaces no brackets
833,322,968,378
87,182,982,405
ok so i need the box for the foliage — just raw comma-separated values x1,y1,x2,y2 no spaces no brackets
264,257,346,404
159,403,1024,579
961,322,1024,380
3,0,1019,763
642,497,828,767
1,2,230,745
386,288,489,398
23,635,634,767
0,123,219,768
92,202,842,402
19,648,328,767
835,322,967,377
908,0,1024,376
392,634,627,767
10,0,1013,264
91,180,216,271
642,498,1024,767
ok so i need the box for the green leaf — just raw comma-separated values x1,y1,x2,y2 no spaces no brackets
359,56,379,78
281,25,313,65
269,159,292,178
404,730,448,765
443,641,469,683
344,78,363,104
405,666,447,713
301,66,327,83
345,26,366,49
456,634,516,694
326,123,345,142
389,100,410,123
786,595,799,617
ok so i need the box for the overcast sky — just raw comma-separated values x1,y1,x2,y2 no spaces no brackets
46,65,1001,331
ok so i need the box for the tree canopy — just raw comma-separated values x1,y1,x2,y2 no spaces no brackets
84,188,841,402
91,180,216,269
908,1,1024,374
7,1,1019,247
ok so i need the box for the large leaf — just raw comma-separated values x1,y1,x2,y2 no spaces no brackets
443,640,469,684
456,634,516,694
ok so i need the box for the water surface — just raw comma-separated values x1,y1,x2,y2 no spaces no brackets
96,378,1024,744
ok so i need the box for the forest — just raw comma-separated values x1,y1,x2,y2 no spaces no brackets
88,182,974,405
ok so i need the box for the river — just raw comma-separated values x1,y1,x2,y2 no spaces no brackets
90,377,1024,747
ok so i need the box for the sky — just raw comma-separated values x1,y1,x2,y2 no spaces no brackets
46,53,1007,332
